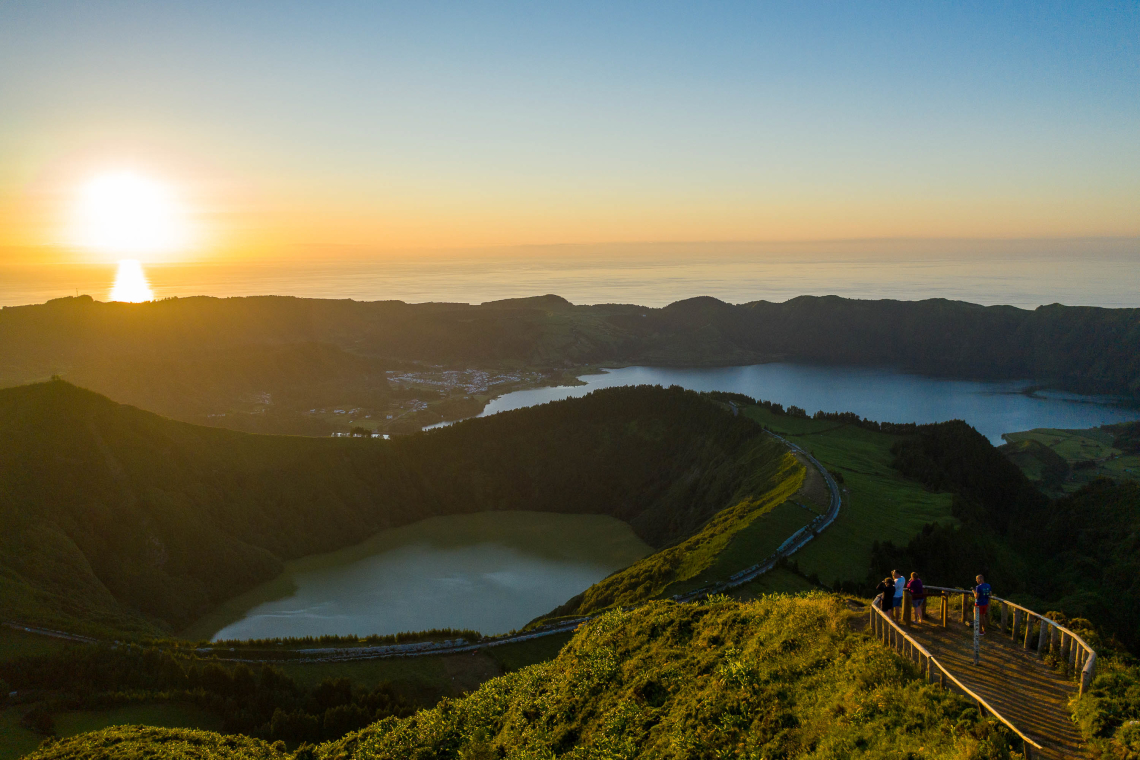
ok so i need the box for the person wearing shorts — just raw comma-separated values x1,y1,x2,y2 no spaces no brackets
973,574,992,634
906,572,926,623
892,569,905,620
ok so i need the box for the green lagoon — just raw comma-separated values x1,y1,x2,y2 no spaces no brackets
185,511,650,640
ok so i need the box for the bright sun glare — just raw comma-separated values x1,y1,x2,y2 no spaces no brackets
73,171,190,259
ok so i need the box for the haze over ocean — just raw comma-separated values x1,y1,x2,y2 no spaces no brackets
3,239,1138,308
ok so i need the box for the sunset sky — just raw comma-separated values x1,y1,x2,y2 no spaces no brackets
1,2,1138,266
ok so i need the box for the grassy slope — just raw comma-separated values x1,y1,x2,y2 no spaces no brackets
742,407,955,587
52,703,223,743
1002,426,1140,493
671,500,813,593
25,596,1014,760
24,726,290,760
0,696,210,759
547,443,805,618
0,382,782,638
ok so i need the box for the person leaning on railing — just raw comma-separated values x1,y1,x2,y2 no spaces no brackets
875,576,895,616
906,572,926,623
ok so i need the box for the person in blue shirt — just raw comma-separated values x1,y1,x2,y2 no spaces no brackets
973,574,992,635
892,569,906,620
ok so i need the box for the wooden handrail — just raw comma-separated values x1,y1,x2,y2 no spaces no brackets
923,585,1097,696
870,595,1044,758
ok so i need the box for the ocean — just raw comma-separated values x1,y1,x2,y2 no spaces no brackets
3,239,1139,308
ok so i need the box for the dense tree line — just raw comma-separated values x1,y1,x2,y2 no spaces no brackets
206,628,481,650
703,390,923,434
1,645,412,744
1105,420,1140,454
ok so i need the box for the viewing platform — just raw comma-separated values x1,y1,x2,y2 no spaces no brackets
870,588,1095,759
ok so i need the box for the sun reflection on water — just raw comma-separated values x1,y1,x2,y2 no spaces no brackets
109,259,154,302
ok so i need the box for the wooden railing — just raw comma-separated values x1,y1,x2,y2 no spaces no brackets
923,586,1097,697
870,595,1045,759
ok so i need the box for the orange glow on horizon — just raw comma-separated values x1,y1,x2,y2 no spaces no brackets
0,153,1136,267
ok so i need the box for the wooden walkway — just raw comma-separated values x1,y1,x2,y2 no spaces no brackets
905,616,1087,759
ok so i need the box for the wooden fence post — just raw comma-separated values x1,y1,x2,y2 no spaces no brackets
1012,608,1021,642
1037,619,1049,657
1000,602,1008,634
1069,638,1079,676
1024,615,1034,649
1081,652,1096,697
973,605,981,665
961,593,969,625
1061,633,1072,675
902,591,912,626
941,595,948,628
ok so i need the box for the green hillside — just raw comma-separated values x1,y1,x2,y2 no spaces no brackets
21,596,1015,760
546,451,804,619
0,381,793,637
2,294,1138,435
1000,425,1140,494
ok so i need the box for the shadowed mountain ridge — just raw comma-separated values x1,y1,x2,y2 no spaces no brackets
0,380,780,637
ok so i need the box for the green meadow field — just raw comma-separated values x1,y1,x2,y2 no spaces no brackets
1002,426,1140,493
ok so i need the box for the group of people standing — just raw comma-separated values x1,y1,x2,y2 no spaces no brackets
876,570,927,622
875,571,994,632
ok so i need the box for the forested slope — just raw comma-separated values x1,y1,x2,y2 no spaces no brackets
0,381,787,637
1,293,1137,435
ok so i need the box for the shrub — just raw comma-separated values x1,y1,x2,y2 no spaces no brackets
21,704,55,735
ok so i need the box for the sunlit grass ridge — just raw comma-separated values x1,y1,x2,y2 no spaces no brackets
313,595,1013,760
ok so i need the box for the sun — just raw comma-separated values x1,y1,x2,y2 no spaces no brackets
72,171,190,260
